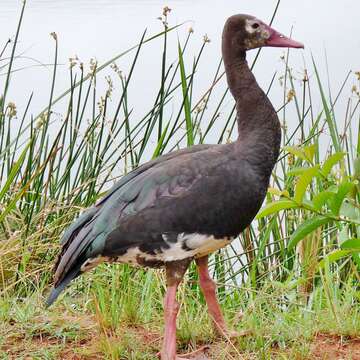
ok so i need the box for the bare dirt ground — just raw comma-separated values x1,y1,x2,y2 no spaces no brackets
310,333,360,360
2,323,360,359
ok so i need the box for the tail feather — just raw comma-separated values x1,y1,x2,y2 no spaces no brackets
53,209,103,287
61,207,98,246
48,207,102,307
54,225,93,286
48,179,127,306
46,264,81,307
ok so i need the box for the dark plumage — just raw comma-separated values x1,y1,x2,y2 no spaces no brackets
47,14,303,360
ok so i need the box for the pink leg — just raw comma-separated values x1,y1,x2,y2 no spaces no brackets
196,256,228,336
161,284,180,360
160,260,191,360
160,285,208,360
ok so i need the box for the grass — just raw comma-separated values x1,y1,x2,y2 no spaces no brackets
1,1,360,359
1,277,360,359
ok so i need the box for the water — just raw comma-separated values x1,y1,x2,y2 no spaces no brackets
1,0,359,281
1,0,360,136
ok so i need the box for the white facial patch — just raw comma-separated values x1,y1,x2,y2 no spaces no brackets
245,19,271,40
245,19,260,34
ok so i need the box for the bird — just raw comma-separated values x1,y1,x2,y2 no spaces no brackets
47,14,303,360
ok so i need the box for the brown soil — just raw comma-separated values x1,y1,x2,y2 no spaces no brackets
310,333,360,360
2,326,360,359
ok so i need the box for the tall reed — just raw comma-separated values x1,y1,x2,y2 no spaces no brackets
0,1,359,315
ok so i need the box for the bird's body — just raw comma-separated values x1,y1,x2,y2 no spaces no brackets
48,14,303,360
54,140,274,278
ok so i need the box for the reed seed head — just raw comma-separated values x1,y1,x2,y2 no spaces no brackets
50,32,57,41
287,89,296,102
7,102,17,118
203,34,211,43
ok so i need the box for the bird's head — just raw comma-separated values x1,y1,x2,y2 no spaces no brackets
223,14,304,54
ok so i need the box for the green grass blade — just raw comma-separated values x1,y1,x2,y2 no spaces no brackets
178,41,193,146
312,56,341,152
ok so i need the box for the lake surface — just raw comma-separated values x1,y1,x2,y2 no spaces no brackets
1,0,359,277
1,0,360,138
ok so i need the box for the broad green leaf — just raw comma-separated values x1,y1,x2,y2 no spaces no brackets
341,238,360,250
340,200,359,220
294,166,320,203
302,199,317,211
268,187,282,197
287,167,311,176
284,146,310,163
339,225,350,243
303,144,317,163
288,215,331,251
328,181,354,216
312,191,335,211
326,184,339,193
321,152,346,177
318,249,356,269
256,199,298,219
352,254,360,268
268,187,290,198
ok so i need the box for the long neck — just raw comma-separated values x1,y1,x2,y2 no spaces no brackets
223,44,281,178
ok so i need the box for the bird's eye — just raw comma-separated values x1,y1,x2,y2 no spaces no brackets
252,23,260,30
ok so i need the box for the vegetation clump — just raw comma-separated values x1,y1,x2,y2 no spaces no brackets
0,2,359,358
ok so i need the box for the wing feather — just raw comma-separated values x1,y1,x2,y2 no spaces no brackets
48,144,214,304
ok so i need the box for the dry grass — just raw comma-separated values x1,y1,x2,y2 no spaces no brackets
1,279,359,359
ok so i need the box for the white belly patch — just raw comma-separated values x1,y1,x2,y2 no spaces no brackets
80,233,233,271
